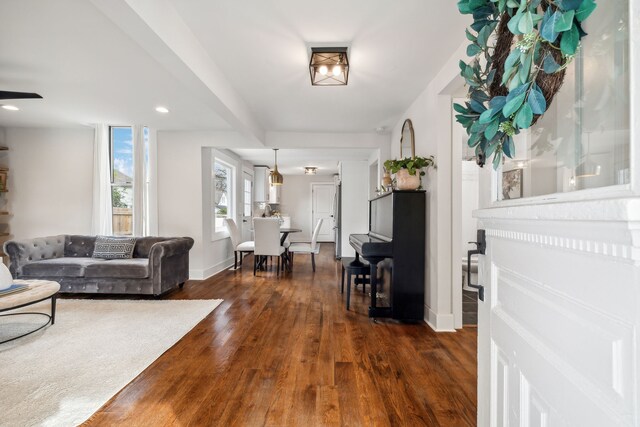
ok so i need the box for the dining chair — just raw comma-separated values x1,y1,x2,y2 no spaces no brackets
253,218,286,276
224,218,254,269
288,218,323,272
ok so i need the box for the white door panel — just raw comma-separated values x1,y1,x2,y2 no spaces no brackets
311,183,335,242
476,213,639,427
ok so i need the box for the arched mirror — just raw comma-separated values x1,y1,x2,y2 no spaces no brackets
400,119,415,159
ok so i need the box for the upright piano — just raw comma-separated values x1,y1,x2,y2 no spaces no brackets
349,190,425,321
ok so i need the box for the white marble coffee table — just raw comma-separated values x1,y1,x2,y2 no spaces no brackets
0,279,60,344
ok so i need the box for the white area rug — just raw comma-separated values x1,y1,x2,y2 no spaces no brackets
0,298,222,427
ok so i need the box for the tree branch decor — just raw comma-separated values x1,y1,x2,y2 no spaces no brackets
454,0,597,169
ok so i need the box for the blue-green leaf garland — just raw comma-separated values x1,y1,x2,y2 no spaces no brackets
454,0,596,168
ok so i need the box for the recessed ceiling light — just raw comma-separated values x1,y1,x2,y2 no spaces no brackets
155,106,169,113
304,167,318,175
2,105,19,111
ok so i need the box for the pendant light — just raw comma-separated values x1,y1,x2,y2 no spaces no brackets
269,148,283,186
575,133,601,178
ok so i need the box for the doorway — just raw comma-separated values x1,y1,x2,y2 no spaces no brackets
311,183,335,242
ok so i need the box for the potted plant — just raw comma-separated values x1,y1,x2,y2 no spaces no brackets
384,156,436,190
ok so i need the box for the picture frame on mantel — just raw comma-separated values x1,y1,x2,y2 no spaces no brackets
502,168,523,200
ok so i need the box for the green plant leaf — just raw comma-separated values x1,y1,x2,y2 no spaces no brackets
479,108,497,124
484,118,500,140
518,11,534,34
492,151,502,169
557,0,582,10
503,136,516,158
519,52,532,82
467,132,481,147
576,0,597,22
515,103,533,128
467,43,482,56
453,103,468,114
528,86,546,114
554,10,575,32
540,11,559,42
469,99,487,113
489,96,507,111
504,48,521,71
477,25,492,48
465,29,477,42
503,92,526,118
543,52,561,73
508,12,523,35
506,83,529,103
560,24,580,55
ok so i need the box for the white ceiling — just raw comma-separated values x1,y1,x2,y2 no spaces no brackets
0,0,468,135
232,148,374,175
0,0,230,130
170,0,468,133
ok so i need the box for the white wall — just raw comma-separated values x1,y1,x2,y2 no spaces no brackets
157,130,247,279
278,174,334,242
0,127,94,240
461,161,479,256
339,160,369,258
390,41,467,331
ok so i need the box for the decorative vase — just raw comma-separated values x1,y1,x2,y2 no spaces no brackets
381,171,393,190
0,263,13,290
395,169,421,190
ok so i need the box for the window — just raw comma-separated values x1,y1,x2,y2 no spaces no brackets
500,2,630,200
109,125,149,235
213,157,235,235
243,176,252,218
110,126,134,236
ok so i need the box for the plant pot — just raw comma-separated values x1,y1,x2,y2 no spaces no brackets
395,169,421,190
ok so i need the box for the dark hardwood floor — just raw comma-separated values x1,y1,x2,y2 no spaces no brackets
84,244,477,426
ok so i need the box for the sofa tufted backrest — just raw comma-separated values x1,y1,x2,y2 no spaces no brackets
4,235,66,273
64,235,97,257
133,237,171,258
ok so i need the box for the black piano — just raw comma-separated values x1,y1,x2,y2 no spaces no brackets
349,190,425,321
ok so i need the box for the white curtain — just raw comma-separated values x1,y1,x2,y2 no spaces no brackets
91,124,113,235
132,124,145,236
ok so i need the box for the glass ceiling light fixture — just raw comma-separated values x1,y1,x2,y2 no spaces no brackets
309,47,349,86
575,132,601,178
269,148,283,186
304,167,317,175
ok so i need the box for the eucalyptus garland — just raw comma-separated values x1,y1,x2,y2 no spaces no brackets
454,0,597,169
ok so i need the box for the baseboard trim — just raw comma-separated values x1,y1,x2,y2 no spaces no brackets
189,257,235,280
425,306,456,332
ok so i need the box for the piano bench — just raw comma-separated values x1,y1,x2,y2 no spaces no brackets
341,258,370,311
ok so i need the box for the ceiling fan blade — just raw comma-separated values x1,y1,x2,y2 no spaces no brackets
0,91,43,100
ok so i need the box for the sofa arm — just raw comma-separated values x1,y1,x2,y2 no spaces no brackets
148,237,194,261
148,237,194,294
3,235,67,278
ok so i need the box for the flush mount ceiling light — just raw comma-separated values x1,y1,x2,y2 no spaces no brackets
269,148,283,186
155,106,169,113
304,167,317,175
309,47,349,86
1,105,19,111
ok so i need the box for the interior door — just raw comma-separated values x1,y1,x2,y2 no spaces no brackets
241,171,253,242
311,183,335,242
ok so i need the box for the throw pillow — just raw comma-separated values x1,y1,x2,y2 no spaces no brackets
92,236,137,260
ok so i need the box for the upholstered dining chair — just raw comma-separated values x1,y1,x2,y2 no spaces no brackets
288,218,323,272
253,218,286,276
224,218,254,270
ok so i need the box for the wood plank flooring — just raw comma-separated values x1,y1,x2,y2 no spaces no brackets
84,244,477,426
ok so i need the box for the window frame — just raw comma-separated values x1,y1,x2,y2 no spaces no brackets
109,126,134,236
212,150,237,241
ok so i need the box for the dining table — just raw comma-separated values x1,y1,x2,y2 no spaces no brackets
279,228,301,272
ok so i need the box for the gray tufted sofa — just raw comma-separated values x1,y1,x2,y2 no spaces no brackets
3,235,194,296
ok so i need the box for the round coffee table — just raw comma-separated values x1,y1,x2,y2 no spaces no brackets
0,279,60,344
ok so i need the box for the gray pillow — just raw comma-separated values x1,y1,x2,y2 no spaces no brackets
92,236,137,260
